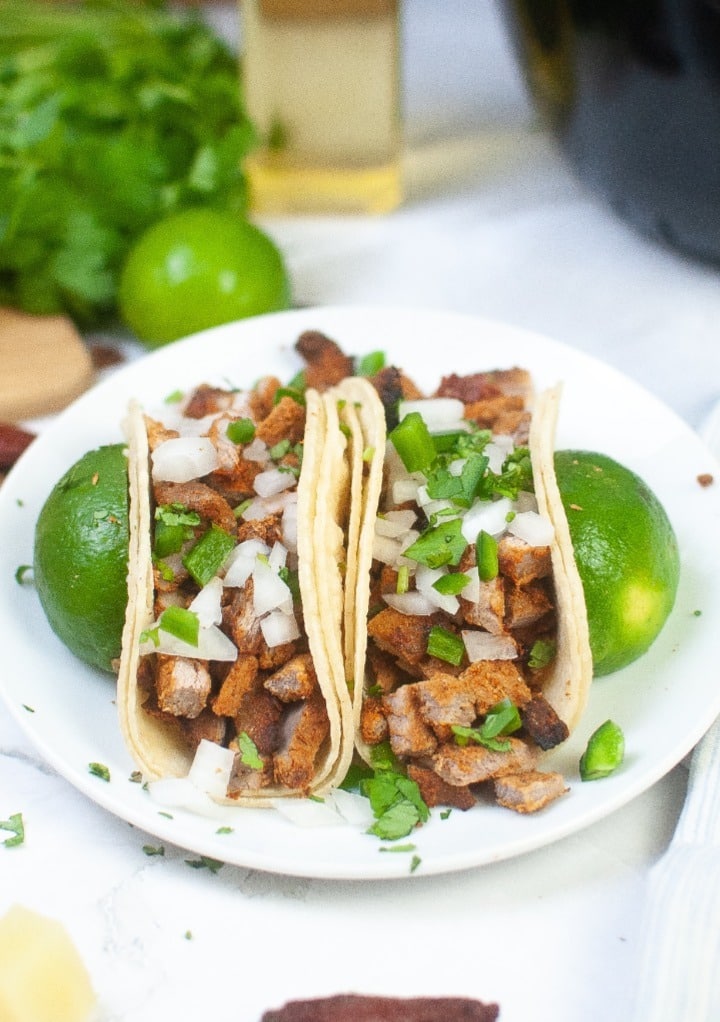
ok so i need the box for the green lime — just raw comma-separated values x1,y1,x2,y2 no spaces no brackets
33,444,129,673
554,450,680,677
118,207,291,348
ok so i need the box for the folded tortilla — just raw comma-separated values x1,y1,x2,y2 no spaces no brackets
333,369,593,814
117,380,352,805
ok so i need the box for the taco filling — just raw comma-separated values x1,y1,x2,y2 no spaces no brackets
340,362,592,815
119,372,351,803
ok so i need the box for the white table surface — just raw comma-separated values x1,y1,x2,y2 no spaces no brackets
3,2,720,1019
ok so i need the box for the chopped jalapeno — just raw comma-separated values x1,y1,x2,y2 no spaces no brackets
579,720,625,781
182,524,235,587
427,625,465,666
476,529,499,581
226,418,256,444
389,411,437,474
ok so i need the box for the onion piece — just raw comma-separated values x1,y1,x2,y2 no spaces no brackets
151,436,219,483
375,509,417,539
243,437,269,463
253,466,296,498
268,541,288,572
485,437,514,473
514,490,538,514
188,576,224,627
326,788,375,827
415,565,460,615
282,499,299,552
223,539,270,588
462,630,518,662
507,510,554,547
461,496,513,543
140,623,237,661
383,591,436,616
146,777,229,819
252,558,293,616
392,477,421,505
187,739,235,799
241,491,294,521
398,397,467,433
270,797,344,828
460,566,480,603
260,609,301,647
372,533,404,566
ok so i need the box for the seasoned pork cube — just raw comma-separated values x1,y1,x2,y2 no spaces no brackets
431,737,538,786
212,655,260,718
407,763,476,811
459,659,533,715
520,693,569,750
383,685,438,758
497,534,551,585
273,692,331,791
367,607,438,666
295,330,354,390
494,770,568,813
155,655,211,719
264,653,317,702
504,580,553,630
255,395,306,447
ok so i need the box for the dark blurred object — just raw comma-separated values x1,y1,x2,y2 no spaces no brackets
501,0,720,263
261,994,500,1022
0,423,35,471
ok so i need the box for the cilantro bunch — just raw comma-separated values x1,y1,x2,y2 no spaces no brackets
0,0,256,325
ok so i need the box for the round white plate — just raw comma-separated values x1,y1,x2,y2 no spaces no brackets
2,306,719,879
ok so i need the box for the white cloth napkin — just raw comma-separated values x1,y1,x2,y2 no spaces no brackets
631,408,720,1020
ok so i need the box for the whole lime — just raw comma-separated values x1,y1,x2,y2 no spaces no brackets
554,449,680,677
118,208,291,348
33,444,129,673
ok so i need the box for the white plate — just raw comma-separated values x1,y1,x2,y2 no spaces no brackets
2,306,719,880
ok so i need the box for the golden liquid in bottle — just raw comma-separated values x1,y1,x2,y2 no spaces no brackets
242,0,403,214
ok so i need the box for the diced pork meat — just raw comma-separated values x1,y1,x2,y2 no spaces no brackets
295,330,354,390
248,375,283,421
435,368,532,403
261,994,500,1022
367,607,441,666
155,655,211,719
431,737,539,786
383,685,438,758
369,366,424,429
236,514,285,547
504,581,553,630
273,692,330,791
497,534,551,585
413,673,477,730
144,415,179,452
183,384,237,419
180,707,227,747
255,395,306,447
212,655,260,717
407,763,476,811
153,480,237,535
264,653,317,702
493,770,568,813
235,689,284,757
459,659,533,715
366,645,406,694
222,581,263,655
460,575,505,634
520,693,569,750
359,696,388,745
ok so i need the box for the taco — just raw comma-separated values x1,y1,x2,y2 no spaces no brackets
334,361,593,815
118,372,355,805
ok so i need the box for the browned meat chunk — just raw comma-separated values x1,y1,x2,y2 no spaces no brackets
367,607,439,666
205,457,261,503
273,692,331,791
255,395,306,447
223,582,263,655
383,685,438,758
497,534,551,585
413,673,477,730
494,408,531,444
504,581,553,630
431,737,538,786
264,653,317,702
407,763,476,811
295,330,354,390
153,480,237,535
180,707,227,747
359,695,388,745
262,995,500,1022
144,415,179,452
459,659,533,715
235,689,284,757
184,384,237,419
366,645,406,694
248,375,282,421
460,576,505,634
369,366,424,429
494,770,568,813
435,368,532,403
155,655,211,719
236,514,285,547
520,693,569,750
212,655,259,717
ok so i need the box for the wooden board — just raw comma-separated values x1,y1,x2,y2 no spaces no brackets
0,308,95,421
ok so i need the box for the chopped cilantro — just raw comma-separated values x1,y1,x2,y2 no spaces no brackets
14,564,32,584
452,699,522,752
237,731,263,770
153,502,200,558
185,856,224,873
362,771,429,841
88,762,111,782
143,844,165,857
0,812,25,848
404,518,467,569
216,826,234,835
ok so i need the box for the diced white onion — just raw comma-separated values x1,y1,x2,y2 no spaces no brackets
326,788,375,827
188,576,224,627
282,499,299,553
460,566,480,603
514,490,538,513
270,796,344,828
461,496,513,543
383,591,436,616
260,609,301,647
415,565,460,615
241,491,294,520
146,777,228,818
253,467,296,498
392,477,421,505
252,558,293,616
507,510,554,547
151,437,219,483
448,458,466,477
187,739,235,799
375,510,416,539
268,541,288,572
372,533,404,566
462,630,518,662
243,437,269,463
140,623,237,661
398,397,467,434
222,538,270,587
486,437,514,473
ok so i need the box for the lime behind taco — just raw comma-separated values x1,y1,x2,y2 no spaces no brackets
332,359,593,815
118,371,356,805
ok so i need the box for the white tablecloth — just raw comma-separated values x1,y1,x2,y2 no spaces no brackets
4,3,720,1019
